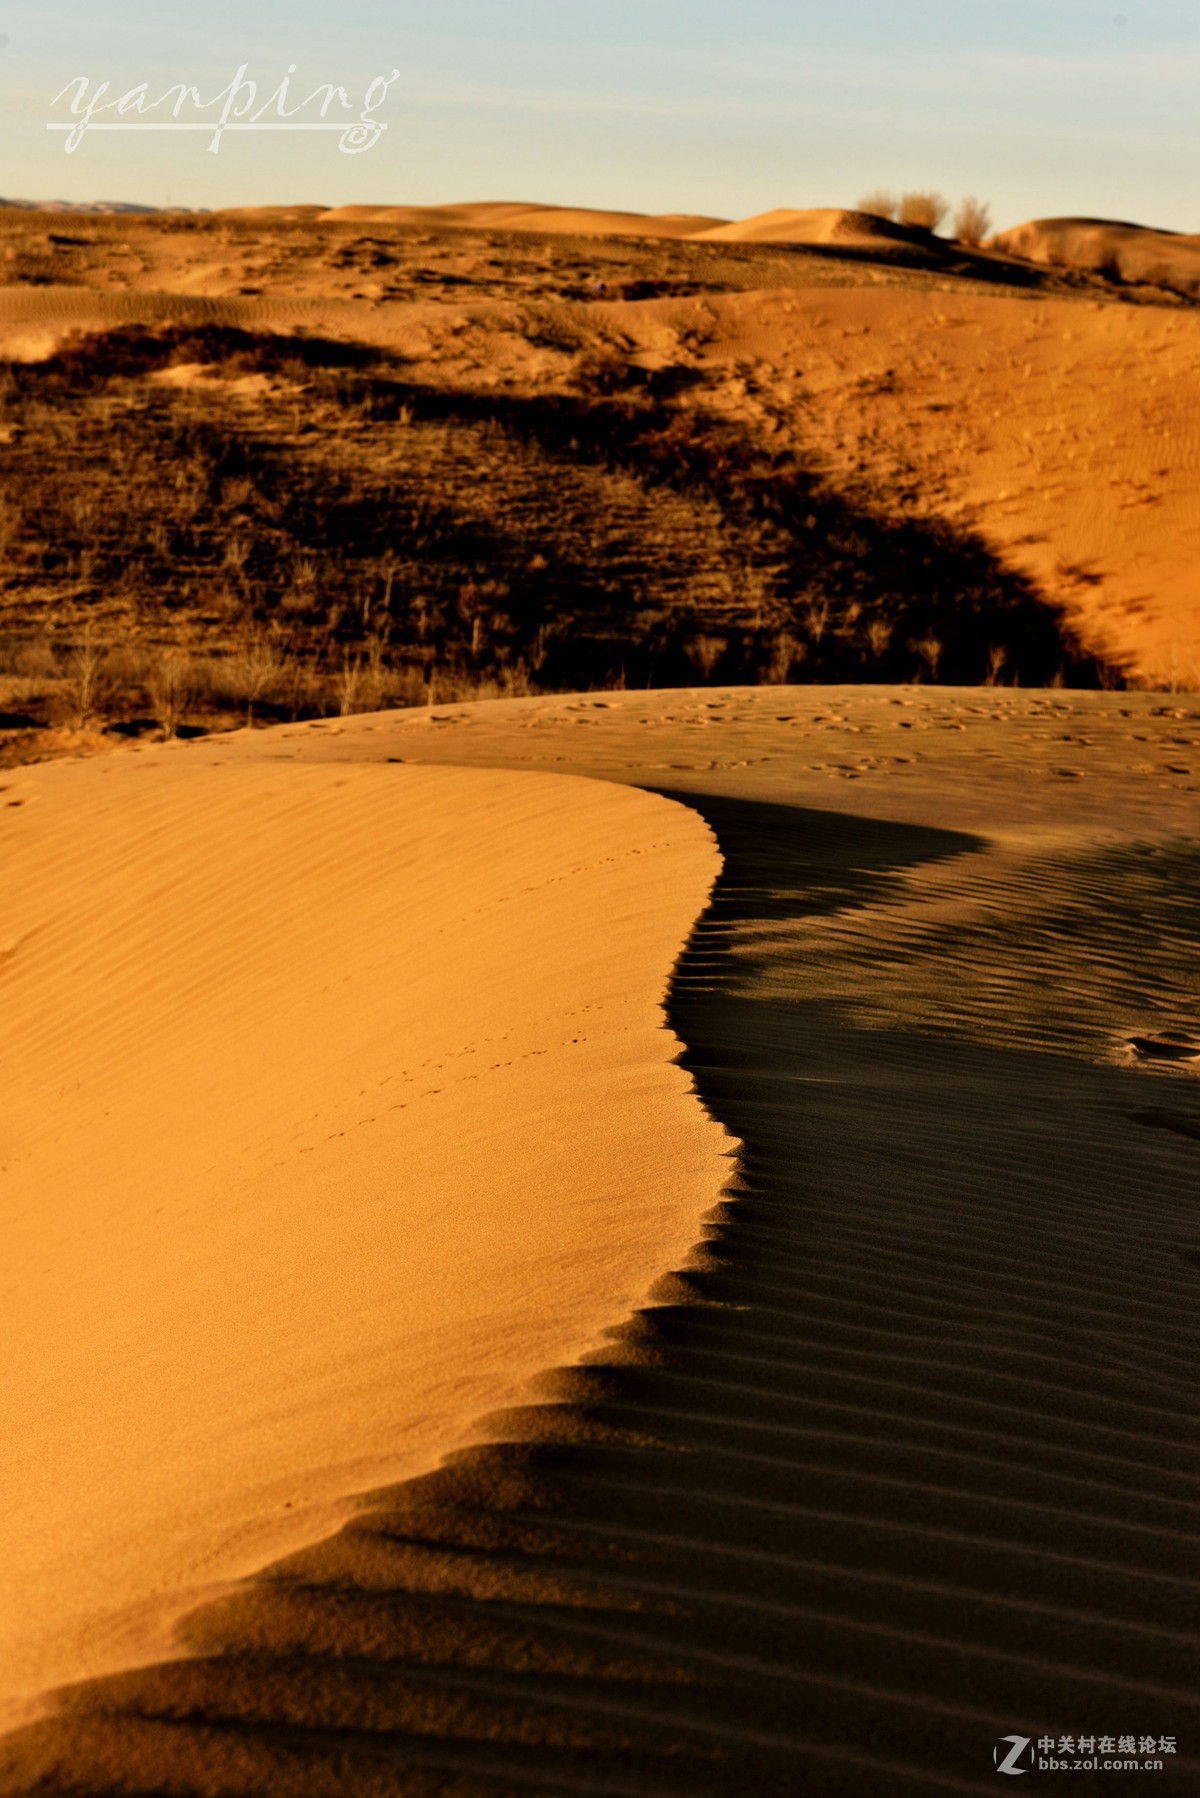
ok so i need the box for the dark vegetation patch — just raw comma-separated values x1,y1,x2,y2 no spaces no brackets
0,321,1119,751
36,321,384,384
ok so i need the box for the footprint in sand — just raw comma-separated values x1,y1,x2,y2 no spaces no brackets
1127,1035,1199,1063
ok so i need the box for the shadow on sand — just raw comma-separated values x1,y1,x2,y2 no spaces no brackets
4,798,1199,1796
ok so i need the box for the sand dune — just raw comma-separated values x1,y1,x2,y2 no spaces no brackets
317,202,729,238
0,286,358,362
3,193,1200,1787
682,285,1200,685
991,217,1200,298
207,206,331,225
3,687,1199,1793
0,742,728,1724
691,206,925,247
0,285,506,365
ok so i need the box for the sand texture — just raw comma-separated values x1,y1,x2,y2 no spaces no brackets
0,745,728,1724
2,686,1198,1794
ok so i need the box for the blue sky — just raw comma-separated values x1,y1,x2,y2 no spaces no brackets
3,1,1196,228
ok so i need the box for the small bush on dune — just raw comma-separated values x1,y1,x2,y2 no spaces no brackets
686,632,727,680
219,635,290,727
146,648,195,740
910,632,944,682
59,631,109,731
897,192,949,233
858,191,990,242
954,197,992,247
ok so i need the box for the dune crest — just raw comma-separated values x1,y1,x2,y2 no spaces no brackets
0,745,729,1720
313,201,729,237
4,688,1199,1794
691,206,924,246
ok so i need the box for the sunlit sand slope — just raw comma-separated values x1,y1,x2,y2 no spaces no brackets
4,687,1198,1794
315,202,727,237
0,746,727,1720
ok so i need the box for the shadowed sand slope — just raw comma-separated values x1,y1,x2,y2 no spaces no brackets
4,689,1198,1794
0,746,728,1723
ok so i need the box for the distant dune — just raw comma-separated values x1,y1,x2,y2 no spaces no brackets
692,206,925,246
991,216,1200,297
0,198,166,215
315,201,729,237
206,204,329,225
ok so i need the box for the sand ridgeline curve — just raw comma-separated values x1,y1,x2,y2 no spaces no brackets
0,743,731,1724
2,687,1199,1794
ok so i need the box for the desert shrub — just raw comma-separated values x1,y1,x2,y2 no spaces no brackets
954,197,992,247
335,652,367,716
898,192,949,233
857,191,898,221
686,632,727,680
803,600,830,645
763,631,801,684
216,635,291,725
910,632,944,681
58,631,110,730
146,647,195,739
863,617,893,661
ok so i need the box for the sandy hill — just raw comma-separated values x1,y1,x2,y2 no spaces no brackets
991,216,1200,297
208,204,330,226
0,197,1198,753
316,201,729,237
692,206,926,247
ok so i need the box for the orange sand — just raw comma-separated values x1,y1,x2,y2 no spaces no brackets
0,746,728,1719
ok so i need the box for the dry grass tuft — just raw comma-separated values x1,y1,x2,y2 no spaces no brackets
0,285,1120,764
897,192,949,233
910,632,945,681
954,197,993,247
